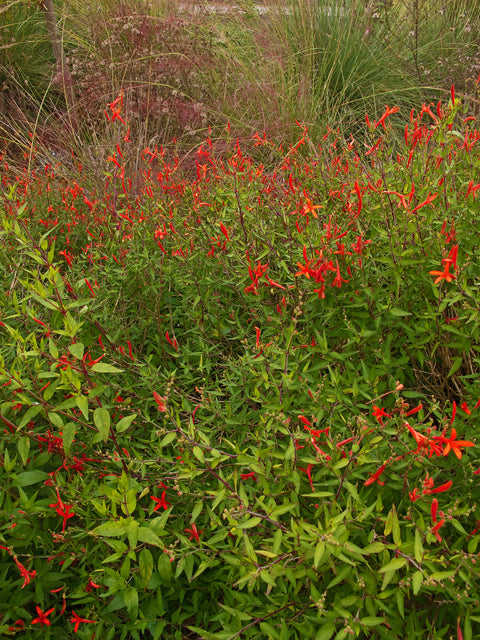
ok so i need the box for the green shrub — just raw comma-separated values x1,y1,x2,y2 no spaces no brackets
0,88,479,638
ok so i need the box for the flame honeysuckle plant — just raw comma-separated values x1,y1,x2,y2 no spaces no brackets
0,90,479,639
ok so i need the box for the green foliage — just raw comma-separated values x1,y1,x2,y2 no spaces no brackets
0,89,480,638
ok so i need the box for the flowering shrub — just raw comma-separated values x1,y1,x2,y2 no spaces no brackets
0,89,479,638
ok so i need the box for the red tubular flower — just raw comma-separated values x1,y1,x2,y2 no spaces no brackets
442,244,458,271
429,480,453,494
298,463,315,491
331,260,349,288
13,556,36,588
240,472,257,481
165,330,178,351
220,222,230,240
31,606,55,627
153,391,167,413
372,406,391,426
405,403,423,416
364,464,386,486
431,519,445,542
460,401,471,415
300,192,323,218
69,611,96,633
440,428,475,459
429,262,456,284
85,579,102,592
410,192,437,215
184,523,202,541
409,487,421,502
405,422,443,458
431,498,439,523
151,491,171,512
375,105,400,131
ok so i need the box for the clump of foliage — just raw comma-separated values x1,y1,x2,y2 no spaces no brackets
3,0,480,168
0,85,479,639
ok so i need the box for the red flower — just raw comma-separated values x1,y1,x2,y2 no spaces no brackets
423,477,453,495
375,105,400,130
13,556,36,589
49,488,75,532
298,415,313,427
31,606,55,627
69,611,96,633
7,620,24,633
153,391,167,412
331,260,349,288
184,523,202,541
372,406,391,426
85,579,102,592
364,464,386,486
440,428,474,459
165,330,178,351
299,194,323,218
151,491,171,511
429,262,456,284
460,401,471,415
240,472,257,481
405,403,423,416
298,463,315,491
409,487,421,502
405,422,443,458
442,244,458,271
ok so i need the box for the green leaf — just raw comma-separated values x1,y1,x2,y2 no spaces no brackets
192,446,204,463
75,395,89,420
314,540,325,568
270,503,296,518
94,407,111,442
389,307,411,317
18,404,43,430
191,500,203,523
123,586,138,622
12,470,48,487
138,548,154,589
92,520,127,537
363,542,385,554
315,623,336,640
464,609,472,640
447,356,464,378
396,589,404,619
157,551,172,582
137,526,163,548
430,570,456,581
238,516,262,529
62,422,76,455
327,565,350,589
360,617,385,627
116,413,137,433
126,520,139,549
17,436,30,465
48,412,64,429
160,432,177,447
69,342,84,360
91,362,124,374
391,504,401,545
412,570,423,595
414,528,423,563
48,338,59,359
379,557,407,573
